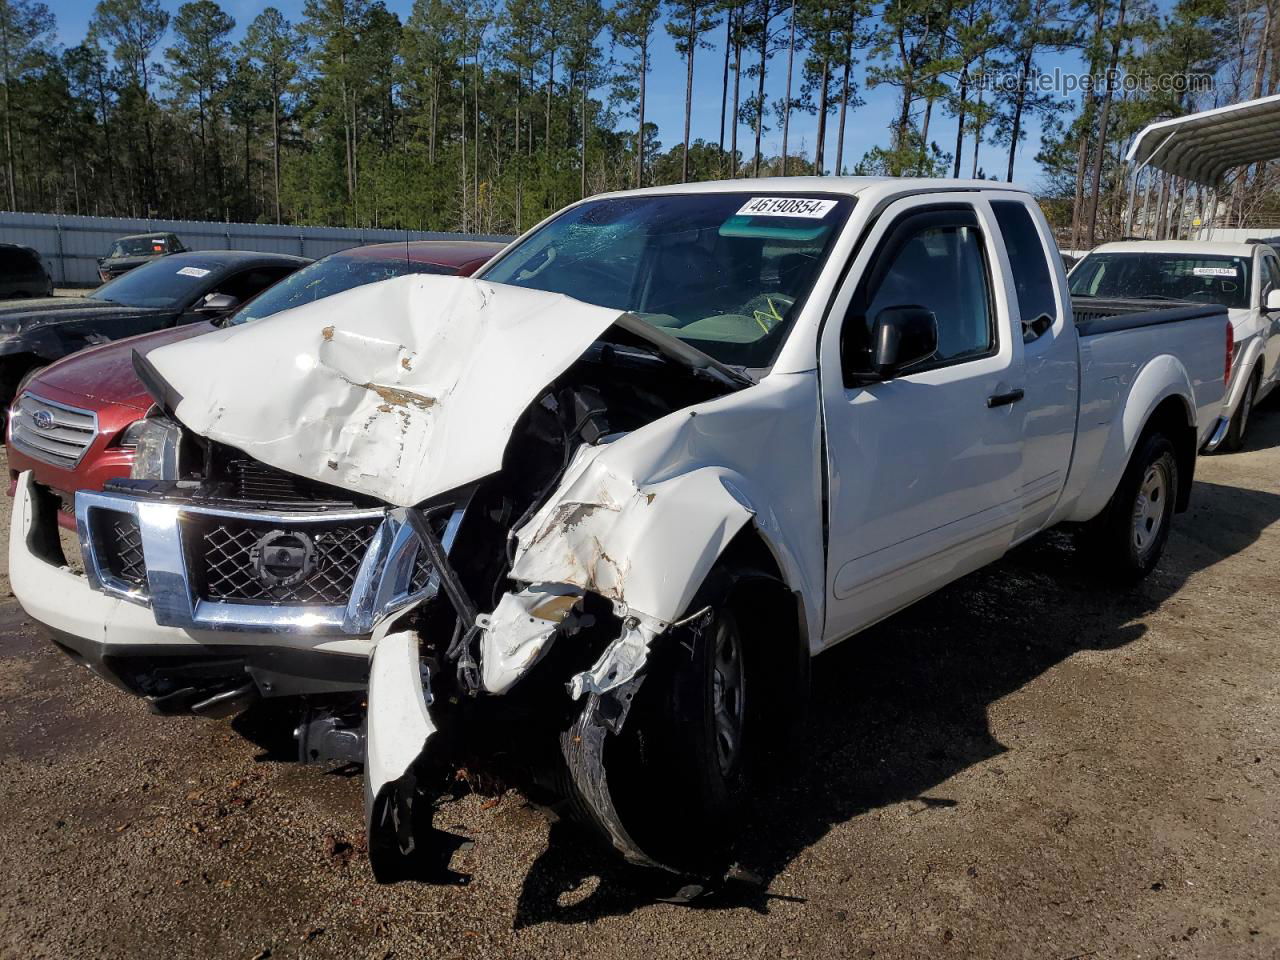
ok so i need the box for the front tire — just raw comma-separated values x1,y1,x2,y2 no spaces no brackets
601,581,776,876
1082,430,1179,582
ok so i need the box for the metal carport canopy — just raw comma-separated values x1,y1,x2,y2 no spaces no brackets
1126,92,1280,186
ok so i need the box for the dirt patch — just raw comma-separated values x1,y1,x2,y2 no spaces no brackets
1,415,1278,958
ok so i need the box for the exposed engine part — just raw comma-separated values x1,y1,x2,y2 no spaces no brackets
477,584,588,695
568,604,664,700
295,708,365,765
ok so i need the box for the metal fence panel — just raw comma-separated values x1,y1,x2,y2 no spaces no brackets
0,212,511,286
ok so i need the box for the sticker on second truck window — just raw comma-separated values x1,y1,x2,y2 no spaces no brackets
176,266,211,278
1192,266,1238,277
736,197,837,219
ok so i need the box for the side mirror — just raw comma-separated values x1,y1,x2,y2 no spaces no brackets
1266,288,1280,311
868,305,938,380
196,292,240,314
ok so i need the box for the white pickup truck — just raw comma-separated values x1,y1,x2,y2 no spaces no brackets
1069,238,1280,451
10,178,1231,888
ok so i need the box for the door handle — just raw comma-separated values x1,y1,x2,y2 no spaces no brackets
987,388,1025,408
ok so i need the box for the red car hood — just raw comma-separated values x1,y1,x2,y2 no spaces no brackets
31,322,216,412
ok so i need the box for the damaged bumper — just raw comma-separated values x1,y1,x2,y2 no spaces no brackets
7,471,427,709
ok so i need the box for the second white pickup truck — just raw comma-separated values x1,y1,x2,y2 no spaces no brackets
10,177,1231,889
1070,238,1280,451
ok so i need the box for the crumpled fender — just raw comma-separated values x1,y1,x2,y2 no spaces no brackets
509,372,826,639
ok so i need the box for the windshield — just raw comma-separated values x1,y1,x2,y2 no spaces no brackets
1069,252,1251,309
229,254,459,325
480,192,855,367
110,236,173,258
88,257,220,309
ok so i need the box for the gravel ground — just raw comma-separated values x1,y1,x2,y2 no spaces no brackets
1,413,1278,960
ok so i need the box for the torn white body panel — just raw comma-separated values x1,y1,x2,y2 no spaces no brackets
509,372,827,647
477,584,583,695
365,630,436,797
144,275,625,507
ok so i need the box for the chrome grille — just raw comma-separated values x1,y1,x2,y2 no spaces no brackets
195,519,380,605
9,392,98,468
91,509,148,593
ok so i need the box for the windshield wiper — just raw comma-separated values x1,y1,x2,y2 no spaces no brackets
611,314,756,389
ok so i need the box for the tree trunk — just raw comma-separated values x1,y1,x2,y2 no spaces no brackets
271,88,282,224
835,25,852,175
780,0,796,175
580,78,588,198
719,7,732,171
636,33,648,187
953,71,968,178
731,33,742,175
1085,0,1126,247
1004,48,1032,182
1071,0,1106,248
753,14,767,177
681,11,696,183
1,15,15,210
815,55,829,175
971,49,987,177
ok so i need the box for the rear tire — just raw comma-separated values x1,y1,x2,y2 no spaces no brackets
1082,430,1179,582
1222,369,1258,452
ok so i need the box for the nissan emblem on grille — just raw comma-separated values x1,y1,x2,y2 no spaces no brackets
31,409,54,430
250,530,316,588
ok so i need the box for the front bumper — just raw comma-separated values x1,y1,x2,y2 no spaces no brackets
9,471,375,709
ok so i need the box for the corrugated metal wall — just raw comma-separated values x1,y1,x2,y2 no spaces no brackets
0,212,511,286
1195,227,1280,242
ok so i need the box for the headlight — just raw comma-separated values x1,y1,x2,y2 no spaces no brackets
0,318,20,336
128,417,184,480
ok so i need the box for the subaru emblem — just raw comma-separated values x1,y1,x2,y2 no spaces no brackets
31,409,54,431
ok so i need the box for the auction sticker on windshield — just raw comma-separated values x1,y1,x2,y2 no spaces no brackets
737,197,838,218
176,266,211,278
1192,266,1238,277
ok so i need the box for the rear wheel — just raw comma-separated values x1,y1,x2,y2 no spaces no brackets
1223,369,1258,452
1082,430,1179,582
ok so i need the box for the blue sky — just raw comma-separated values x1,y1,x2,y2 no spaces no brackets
54,0,1084,187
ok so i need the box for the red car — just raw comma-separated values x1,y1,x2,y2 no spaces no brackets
6,240,504,528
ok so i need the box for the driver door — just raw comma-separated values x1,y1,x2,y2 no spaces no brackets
819,195,1025,645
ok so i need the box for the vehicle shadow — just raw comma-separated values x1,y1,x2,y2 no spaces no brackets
512,474,1280,926
1231,389,1280,452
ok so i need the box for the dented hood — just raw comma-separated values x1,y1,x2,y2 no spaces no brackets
143,275,625,506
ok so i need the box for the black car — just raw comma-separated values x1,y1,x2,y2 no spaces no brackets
98,232,187,282
0,244,53,299
0,250,309,416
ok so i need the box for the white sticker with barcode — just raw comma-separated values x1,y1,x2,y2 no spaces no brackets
1192,266,1238,277
736,197,837,219
176,266,211,278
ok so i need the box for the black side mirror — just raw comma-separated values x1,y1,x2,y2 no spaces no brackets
196,292,240,314
868,305,938,380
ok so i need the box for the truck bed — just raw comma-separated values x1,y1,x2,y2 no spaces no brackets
1072,297,1225,336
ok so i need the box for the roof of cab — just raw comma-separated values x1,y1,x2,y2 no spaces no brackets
1089,239,1260,258
589,175,1033,202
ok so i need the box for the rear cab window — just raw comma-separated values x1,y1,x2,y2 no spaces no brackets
990,200,1058,342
